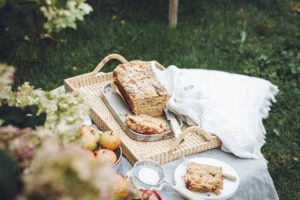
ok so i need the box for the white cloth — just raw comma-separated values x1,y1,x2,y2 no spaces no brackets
153,65,278,159
52,75,279,200
120,149,279,200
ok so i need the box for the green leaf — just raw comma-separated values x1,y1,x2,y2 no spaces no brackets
20,112,46,128
0,105,46,128
22,116,35,128
0,150,21,200
0,106,26,124
0,0,7,9
24,105,39,115
258,54,268,61
273,128,280,137
37,112,47,126
240,30,247,45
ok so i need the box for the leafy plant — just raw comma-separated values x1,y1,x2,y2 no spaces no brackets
0,63,14,106
1,64,89,143
0,150,21,200
19,141,117,200
0,104,46,129
0,0,6,8
39,0,93,32
0,0,93,33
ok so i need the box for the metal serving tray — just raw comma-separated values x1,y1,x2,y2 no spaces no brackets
101,83,183,142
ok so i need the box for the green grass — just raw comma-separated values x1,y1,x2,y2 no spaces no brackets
0,0,299,199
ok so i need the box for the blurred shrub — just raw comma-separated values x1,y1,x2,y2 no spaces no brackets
40,0,93,32
0,150,21,200
0,0,92,33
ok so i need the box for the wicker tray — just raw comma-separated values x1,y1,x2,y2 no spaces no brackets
64,54,221,165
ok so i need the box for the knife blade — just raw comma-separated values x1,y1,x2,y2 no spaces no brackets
164,108,181,138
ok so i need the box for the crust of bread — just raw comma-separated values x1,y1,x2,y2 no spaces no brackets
113,61,168,117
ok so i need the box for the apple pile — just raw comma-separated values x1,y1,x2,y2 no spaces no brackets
132,189,161,200
112,174,130,200
80,126,130,200
80,125,121,166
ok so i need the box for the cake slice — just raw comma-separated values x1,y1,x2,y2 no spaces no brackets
113,61,168,117
125,114,170,134
184,162,224,195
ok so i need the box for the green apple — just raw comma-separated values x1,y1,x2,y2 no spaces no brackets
98,131,121,151
80,126,100,151
95,149,117,166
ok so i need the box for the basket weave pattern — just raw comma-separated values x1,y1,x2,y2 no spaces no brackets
64,54,221,164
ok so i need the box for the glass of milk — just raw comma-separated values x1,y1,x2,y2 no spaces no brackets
131,159,165,190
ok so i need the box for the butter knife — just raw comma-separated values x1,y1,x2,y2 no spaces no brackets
164,108,181,138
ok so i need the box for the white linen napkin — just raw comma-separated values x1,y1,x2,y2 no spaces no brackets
153,65,278,159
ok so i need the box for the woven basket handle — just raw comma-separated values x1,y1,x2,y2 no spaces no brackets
170,126,213,152
92,54,128,75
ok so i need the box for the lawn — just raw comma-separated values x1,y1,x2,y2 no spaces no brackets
0,0,299,199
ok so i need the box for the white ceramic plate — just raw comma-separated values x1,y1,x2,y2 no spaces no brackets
174,157,239,200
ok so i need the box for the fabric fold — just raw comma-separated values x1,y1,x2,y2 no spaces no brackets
153,65,278,159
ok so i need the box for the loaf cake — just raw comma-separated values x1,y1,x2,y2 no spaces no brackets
113,61,168,117
125,114,170,134
184,162,223,195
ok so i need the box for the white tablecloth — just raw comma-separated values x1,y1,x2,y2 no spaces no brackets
119,149,279,200
52,86,278,200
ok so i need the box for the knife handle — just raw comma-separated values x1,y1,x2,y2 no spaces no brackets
223,172,237,181
170,118,181,138
171,184,204,200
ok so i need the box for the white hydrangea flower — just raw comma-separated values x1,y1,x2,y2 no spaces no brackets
1,63,89,146
40,0,93,32
20,142,116,199
45,0,51,5
79,2,93,14
0,63,15,105
2,84,89,143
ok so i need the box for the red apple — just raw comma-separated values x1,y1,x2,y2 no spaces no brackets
95,149,117,166
132,189,161,200
99,131,121,151
112,174,129,200
84,149,96,160
80,125,93,136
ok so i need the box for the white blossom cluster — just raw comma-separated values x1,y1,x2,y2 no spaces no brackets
0,64,89,143
0,66,117,200
12,83,89,143
18,141,117,200
0,63,15,106
0,127,117,199
0,126,49,171
39,0,93,32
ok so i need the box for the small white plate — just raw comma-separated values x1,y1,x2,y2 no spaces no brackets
174,157,239,200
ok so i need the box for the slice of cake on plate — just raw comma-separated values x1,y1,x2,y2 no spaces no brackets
184,162,224,195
